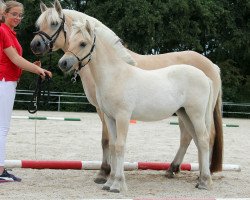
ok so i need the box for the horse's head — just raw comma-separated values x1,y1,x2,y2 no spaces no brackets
58,20,95,73
30,0,67,55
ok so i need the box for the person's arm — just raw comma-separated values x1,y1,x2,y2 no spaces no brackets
4,46,52,78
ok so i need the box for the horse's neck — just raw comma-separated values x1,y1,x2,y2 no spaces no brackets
64,10,136,66
64,10,109,32
89,37,127,86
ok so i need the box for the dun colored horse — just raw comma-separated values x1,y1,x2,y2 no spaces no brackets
30,0,223,185
59,21,214,192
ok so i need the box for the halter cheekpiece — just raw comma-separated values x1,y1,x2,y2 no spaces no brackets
69,34,96,83
34,15,66,52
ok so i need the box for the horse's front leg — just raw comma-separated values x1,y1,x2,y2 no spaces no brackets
94,109,111,184
102,115,117,191
167,117,192,178
107,114,130,193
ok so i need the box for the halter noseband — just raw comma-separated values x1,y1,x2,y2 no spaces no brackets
69,34,96,83
34,15,66,52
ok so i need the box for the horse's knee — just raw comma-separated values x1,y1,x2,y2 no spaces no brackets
102,138,109,149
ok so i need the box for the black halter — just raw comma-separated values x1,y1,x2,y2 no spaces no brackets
34,15,67,52
69,35,96,83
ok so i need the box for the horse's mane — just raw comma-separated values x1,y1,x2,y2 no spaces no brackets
36,8,137,66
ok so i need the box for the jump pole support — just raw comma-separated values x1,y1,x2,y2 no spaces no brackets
4,160,241,172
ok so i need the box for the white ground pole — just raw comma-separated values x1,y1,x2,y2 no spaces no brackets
169,121,239,127
11,116,81,121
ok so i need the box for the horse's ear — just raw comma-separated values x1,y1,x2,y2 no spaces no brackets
40,1,48,13
85,20,94,37
54,0,62,15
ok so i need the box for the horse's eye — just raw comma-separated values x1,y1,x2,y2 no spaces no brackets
80,42,86,48
51,21,59,26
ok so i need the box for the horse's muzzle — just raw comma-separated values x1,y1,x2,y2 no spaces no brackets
30,38,50,56
58,55,77,73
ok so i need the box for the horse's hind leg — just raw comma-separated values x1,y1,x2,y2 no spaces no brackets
167,114,192,178
94,109,111,184
166,108,192,178
193,120,212,189
185,110,212,190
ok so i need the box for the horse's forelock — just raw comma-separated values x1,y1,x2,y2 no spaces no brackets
70,23,80,39
36,8,62,28
70,22,86,43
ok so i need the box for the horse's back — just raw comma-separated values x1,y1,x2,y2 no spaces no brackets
130,50,219,83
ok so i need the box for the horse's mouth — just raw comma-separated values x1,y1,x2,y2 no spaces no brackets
30,49,48,57
59,64,74,74
65,67,73,73
33,52,44,56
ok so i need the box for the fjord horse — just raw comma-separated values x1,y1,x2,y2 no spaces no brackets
59,21,214,192
30,0,223,184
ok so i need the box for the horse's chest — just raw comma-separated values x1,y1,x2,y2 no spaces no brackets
96,86,134,116
96,89,120,114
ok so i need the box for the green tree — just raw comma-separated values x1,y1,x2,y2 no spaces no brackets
13,0,250,105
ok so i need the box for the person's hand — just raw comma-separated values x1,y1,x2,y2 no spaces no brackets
44,69,52,78
34,61,52,79
33,61,41,67
39,68,52,79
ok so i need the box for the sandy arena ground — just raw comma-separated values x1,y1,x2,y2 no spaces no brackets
0,110,249,199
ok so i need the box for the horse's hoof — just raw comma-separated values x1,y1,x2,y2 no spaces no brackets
166,171,175,178
94,177,107,184
109,188,120,193
195,183,208,190
166,163,180,178
102,185,110,191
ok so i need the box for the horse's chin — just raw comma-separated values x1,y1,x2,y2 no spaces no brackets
59,66,74,74
31,49,49,57
30,44,50,56
33,52,45,56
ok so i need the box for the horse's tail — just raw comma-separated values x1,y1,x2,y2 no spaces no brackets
210,85,223,173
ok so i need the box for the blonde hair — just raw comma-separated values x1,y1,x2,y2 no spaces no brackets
0,0,6,10
4,1,23,13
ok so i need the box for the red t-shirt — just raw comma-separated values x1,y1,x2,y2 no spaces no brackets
0,23,22,81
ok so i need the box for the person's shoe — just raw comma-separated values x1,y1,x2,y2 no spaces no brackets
0,169,21,183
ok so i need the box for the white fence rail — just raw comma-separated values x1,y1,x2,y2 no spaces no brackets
15,90,89,111
15,90,250,117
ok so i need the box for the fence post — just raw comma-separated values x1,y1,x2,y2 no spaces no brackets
58,95,61,112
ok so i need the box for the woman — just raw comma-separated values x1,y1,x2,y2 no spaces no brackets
0,1,52,183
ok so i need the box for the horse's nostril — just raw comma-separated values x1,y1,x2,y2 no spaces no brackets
63,60,67,67
59,60,67,69
30,40,41,50
37,41,41,47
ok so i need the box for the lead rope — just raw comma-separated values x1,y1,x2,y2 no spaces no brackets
34,110,38,159
28,56,52,159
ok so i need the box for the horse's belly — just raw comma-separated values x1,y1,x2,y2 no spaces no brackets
131,101,181,122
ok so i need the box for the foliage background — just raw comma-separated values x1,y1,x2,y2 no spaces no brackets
14,0,250,112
